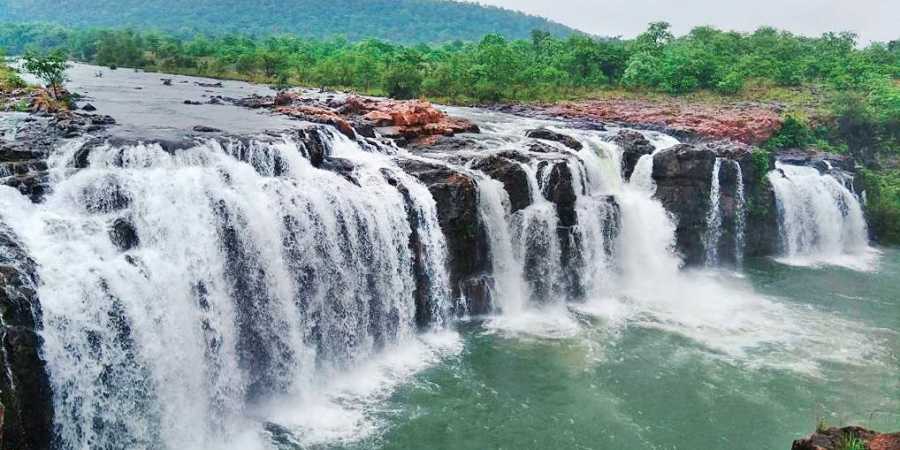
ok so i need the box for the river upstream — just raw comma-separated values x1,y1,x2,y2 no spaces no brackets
2,64,898,450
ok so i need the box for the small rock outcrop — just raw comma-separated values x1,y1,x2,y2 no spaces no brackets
525,128,583,151
610,130,654,180
792,427,900,450
471,154,532,213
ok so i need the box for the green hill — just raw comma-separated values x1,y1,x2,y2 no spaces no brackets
0,0,580,42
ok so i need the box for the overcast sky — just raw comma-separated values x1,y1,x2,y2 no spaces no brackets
477,0,899,43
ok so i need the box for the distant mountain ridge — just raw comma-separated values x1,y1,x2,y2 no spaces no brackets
0,0,580,42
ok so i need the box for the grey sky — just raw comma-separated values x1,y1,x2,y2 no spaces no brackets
476,0,899,43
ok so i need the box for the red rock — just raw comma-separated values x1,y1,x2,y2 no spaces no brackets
539,99,783,145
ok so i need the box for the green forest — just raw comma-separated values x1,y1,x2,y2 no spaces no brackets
0,0,576,43
1,21,899,242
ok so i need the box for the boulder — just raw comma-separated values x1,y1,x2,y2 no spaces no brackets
652,144,717,265
81,103,97,111
193,125,222,133
109,218,140,251
525,128,583,151
610,130,654,181
471,155,532,213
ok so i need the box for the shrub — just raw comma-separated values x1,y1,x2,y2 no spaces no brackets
763,115,811,150
22,48,69,98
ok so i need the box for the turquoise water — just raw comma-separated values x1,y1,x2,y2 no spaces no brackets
338,250,899,450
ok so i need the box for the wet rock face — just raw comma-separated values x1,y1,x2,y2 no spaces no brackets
792,426,900,450
610,130,654,181
653,141,779,265
471,155,532,213
0,226,54,450
525,128,583,151
652,144,717,265
396,159,491,315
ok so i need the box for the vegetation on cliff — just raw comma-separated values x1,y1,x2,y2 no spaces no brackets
0,0,576,43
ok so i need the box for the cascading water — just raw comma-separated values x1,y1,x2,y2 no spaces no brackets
0,129,457,449
704,158,724,266
733,160,747,267
768,162,874,270
475,177,529,315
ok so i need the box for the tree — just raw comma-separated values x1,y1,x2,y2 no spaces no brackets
22,49,69,98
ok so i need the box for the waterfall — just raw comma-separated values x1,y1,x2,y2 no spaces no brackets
0,129,454,449
733,160,747,267
476,177,529,314
704,158,724,266
768,162,874,270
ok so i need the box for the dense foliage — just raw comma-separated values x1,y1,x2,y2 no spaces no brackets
0,0,576,43
859,169,900,244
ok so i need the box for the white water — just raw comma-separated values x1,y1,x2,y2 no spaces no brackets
733,160,747,267
476,177,529,315
0,130,456,449
448,111,886,377
768,162,876,270
704,158,724,266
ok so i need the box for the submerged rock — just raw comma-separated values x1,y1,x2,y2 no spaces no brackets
525,128,583,151
471,155,532,213
109,218,140,251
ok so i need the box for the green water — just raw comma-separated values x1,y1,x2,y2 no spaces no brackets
343,250,900,450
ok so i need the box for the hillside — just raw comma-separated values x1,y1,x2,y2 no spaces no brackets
0,0,579,42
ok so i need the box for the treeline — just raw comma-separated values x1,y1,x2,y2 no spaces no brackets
0,0,576,43
2,22,896,99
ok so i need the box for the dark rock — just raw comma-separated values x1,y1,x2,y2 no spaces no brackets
195,81,224,88
0,226,54,450
471,155,532,213
525,128,583,151
109,218,140,251
184,100,203,105
193,125,222,133
81,103,97,111
81,174,132,214
776,148,855,173
540,160,579,227
161,78,173,86
652,144,717,265
610,130,654,181
89,115,116,126
459,275,494,315
274,91,294,107
234,95,274,109
397,158,490,314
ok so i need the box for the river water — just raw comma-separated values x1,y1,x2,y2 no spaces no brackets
2,64,897,450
